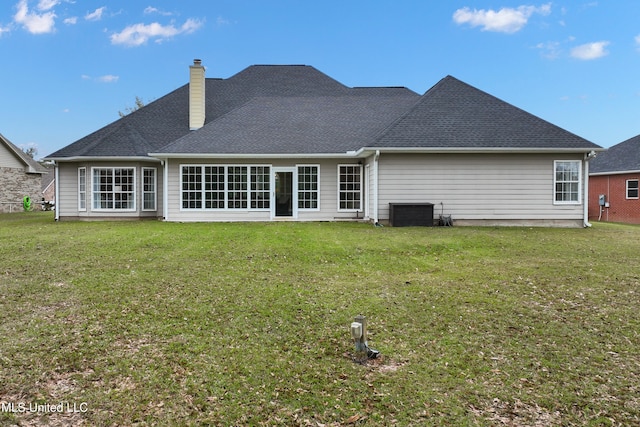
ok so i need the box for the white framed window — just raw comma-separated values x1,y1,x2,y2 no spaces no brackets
553,160,581,204
204,166,225,209
297,165,319,210
627,179,639,199
78,167,86,211
338,164,362,211
91,167,136,211
180,165,270,210
142,168,157,211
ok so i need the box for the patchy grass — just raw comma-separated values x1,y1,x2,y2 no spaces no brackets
1,212,639,426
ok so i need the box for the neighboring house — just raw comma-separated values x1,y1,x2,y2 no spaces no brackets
589,134,640,224
0,133,47,213
45,60,603,226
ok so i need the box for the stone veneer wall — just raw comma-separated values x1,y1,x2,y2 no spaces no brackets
0,167,43,212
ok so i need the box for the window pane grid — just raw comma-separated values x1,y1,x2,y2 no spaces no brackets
554,161,580,203
143,168,156,211
627,180,639,199
250,166,270,209
92,168,135,210
338,165,362,210
298,166,318,209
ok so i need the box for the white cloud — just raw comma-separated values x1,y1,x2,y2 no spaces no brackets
110,18,204,46
97,74,119,83
453,3,551,34
37,0,59,11
144,6,172,16
85,7,106,22
14,0,57,34
570,41,610,60
635,35,640,52
63,16,77,25
0,24,10,36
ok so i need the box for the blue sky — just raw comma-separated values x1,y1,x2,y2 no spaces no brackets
1,1,639,158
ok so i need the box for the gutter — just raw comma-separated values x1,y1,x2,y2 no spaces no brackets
54,161,59,221
373,150,380,224
583,150,597,228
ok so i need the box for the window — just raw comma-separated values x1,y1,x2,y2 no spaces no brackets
338,165,362,211
181,165,270,210
204,166,225,209
78,168,86,211
298,165,319,210
228,166,248,209
627,180,639,199
142,168,157,211
250,166,270,209
554,160,581,204
92,167,135,210
182,166,202,209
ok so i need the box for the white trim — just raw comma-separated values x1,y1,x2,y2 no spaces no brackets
272,167,298,219
553,160,582,205
590,169,640,176
78,167,87,212
626,179,639,200
142,167,157,211
163,159,169,220
90,166,137,212
356,147,605,156
337,164,363,212
54,162,59,221
296,164,320,212
179,164,272,212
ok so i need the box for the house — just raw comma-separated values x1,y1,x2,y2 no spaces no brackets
0,133,48,212
45,60,603,226
588,134,640,224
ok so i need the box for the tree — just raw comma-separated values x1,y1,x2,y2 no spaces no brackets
118,96,146,117
22,145,37,159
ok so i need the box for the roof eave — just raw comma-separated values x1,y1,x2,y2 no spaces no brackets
44,155,161,162
148,152,362,159
357,146,605,155
590,169,640,176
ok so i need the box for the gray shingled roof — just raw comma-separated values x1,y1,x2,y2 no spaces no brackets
46,65,365,158
374,76,601,150
590,134,640,174
156,94,420,155
47,66,600,159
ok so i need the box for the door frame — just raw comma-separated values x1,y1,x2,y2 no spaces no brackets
271,167,298,219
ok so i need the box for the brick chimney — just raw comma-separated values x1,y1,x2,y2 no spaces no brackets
189,59,205,130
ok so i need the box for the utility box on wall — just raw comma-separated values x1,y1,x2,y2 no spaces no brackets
389,203,434,227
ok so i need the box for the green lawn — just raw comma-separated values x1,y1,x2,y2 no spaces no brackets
1,212,639,426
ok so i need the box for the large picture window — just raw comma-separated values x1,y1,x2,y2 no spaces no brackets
338,165,362,211
181,165,270,210
298,165,319,210
627,179,639,199
553,160,581,204
92,167,135,210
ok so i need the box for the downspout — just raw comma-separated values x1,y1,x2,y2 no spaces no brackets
162,159,169,221
373,150,380,225
54,162,59,221
583,151,596,228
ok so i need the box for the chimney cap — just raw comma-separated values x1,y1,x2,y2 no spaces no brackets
193,59,202,66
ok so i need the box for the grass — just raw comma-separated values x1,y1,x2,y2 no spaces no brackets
1,212,639,426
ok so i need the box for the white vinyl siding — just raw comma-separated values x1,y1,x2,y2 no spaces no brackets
56,162,162,219
167,159,357,222
377,153,584,224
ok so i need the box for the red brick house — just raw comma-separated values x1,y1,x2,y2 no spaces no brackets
589,134,640,224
